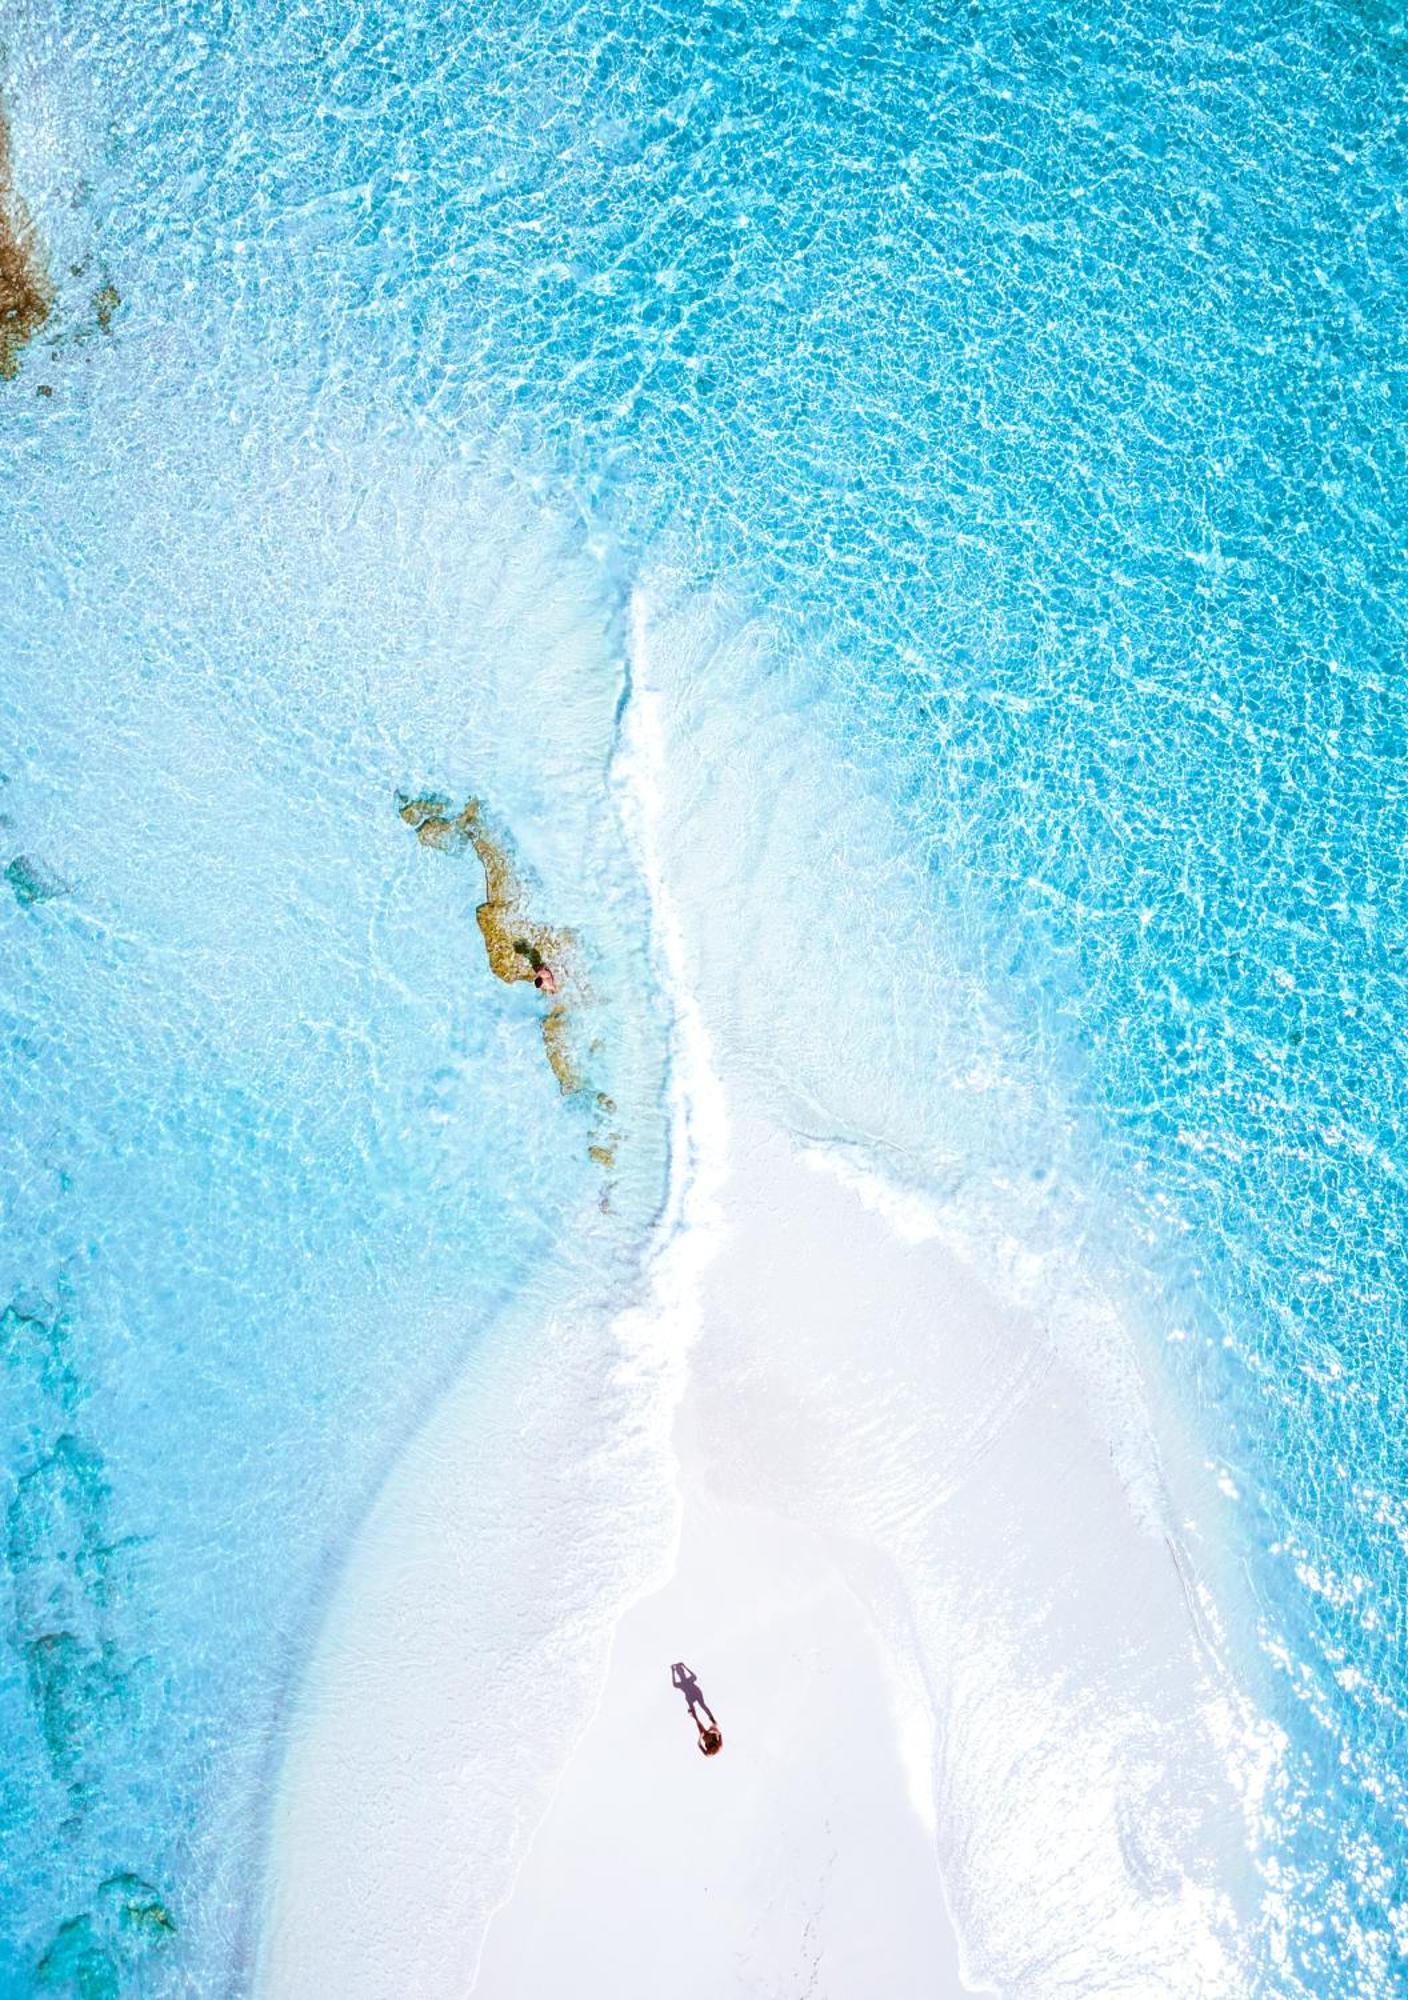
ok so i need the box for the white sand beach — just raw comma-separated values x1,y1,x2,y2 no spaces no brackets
472,1474,974,2000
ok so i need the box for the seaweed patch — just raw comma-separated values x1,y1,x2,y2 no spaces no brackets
0,97,53,380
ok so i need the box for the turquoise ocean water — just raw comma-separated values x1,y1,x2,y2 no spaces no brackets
2,1,1404,1993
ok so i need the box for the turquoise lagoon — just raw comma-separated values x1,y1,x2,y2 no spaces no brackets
2,1,1405,1994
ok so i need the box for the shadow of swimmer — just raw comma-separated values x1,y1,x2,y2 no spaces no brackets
396,792,619,1178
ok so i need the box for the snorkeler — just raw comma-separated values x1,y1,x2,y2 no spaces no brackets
513,937,558,994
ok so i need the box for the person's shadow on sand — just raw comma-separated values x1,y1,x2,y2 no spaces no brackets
671,1662,723,1756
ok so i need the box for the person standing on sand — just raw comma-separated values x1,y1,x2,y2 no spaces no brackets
671,1661,723,1756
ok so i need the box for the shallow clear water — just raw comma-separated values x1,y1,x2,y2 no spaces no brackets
2,0,1405,1992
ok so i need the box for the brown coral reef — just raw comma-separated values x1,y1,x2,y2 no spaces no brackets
396,795,621,1185
398,793,573,996
0,100,52,379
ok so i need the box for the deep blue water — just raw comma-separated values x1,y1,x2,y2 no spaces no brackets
3,0,1405,1992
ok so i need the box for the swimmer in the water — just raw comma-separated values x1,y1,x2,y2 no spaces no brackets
513,938,558,994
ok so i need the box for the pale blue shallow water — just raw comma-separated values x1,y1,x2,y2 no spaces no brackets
2,0,1405,1994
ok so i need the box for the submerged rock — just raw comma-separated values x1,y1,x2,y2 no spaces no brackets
23,1630,126,1786
0,98,52,380
6,853,68,907
3,1293,161,1979
396,790,584,1092
397,792,570,988
540,999,581,1097
6,1432,132,1787
396,790,629,1171
1,1292,80,1408
36,1872,175,1996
